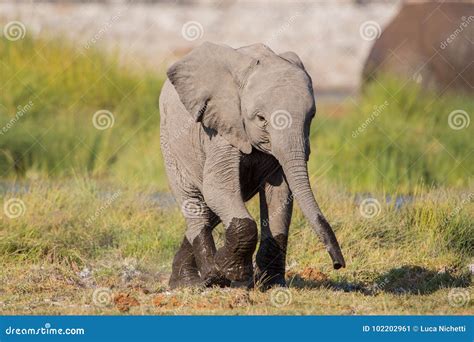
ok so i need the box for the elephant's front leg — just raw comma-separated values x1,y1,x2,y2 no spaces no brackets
202,137,258,282
184,210,231,288
256,168,293,289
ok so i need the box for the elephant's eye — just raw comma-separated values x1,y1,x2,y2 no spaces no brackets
256,114,266,123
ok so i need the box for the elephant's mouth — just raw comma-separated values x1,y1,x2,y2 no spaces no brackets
252,141,272,155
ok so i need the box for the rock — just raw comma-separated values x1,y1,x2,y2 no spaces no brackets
79,267,92,279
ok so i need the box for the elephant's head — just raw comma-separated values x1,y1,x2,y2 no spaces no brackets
167,42,345,269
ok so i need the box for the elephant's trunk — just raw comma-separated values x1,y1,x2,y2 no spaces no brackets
274,140,345,269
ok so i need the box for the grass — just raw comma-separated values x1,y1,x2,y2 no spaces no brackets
311,77,473,193
0,37,167,189
0,181,472,314
0,36,472,315
1,37,473,193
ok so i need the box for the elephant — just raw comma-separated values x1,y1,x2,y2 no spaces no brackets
362,2,474,93
159,42,345,289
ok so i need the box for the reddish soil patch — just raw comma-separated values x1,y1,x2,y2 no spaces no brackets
299,267,329,282
152,294,181,309
113,293,140,312
152,291,252,311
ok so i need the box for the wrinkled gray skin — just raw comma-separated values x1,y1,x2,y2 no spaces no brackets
159,42,345,289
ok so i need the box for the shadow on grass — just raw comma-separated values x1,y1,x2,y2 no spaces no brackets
288,265,471,296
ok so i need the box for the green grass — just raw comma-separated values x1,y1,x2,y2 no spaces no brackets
1,37,473,193
311,77,473,193
0,37,166,189
0,36,472,315
0,181,472,314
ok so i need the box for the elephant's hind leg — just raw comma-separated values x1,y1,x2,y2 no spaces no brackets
255,168,293,289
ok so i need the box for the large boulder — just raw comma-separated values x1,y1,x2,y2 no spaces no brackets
362,2,473,93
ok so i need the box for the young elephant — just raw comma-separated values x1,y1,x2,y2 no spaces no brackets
159,42,345,289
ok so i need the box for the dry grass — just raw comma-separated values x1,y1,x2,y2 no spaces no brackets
0,181,472,315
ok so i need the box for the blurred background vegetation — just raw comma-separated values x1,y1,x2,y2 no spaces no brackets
1,37,472,193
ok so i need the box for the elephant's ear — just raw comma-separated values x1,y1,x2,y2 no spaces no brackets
167,42,257,154
238,43,276,59
280,51,306,70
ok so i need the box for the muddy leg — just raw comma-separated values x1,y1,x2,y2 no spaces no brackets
192,224,231,288
184,199,231,287
170,195,230,288
214,217,258,282
169,237,201,289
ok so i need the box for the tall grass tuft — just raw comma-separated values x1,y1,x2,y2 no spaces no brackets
0,37,165,187
311,76,473,193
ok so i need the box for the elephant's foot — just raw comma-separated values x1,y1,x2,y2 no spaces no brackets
215,217,258,282
254,234,288,290
192,229,231,288
169,237,202,289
